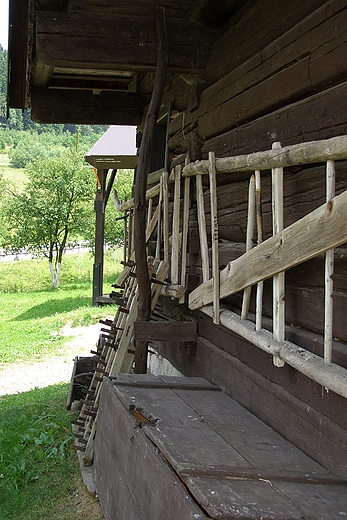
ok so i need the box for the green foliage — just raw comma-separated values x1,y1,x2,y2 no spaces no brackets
0,384,104,520
2,136,97,287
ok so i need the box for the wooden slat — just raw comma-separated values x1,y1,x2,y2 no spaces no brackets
196,174,209,283
272,142,285,367
118,183,160,212
208,152,219,324
325,159,335,364
134,321,197,342
171,165,181,284
189,189,347,310
241,174,255,321
163,170,169,263
180,174,190,304
255,170,264,332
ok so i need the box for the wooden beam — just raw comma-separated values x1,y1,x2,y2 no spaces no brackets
183,135,347,178
7,0,30,109
134,321,197,342
117,183,160,212
201,304,347,400
189,189,347,310
36,11,217,74
324,160,335,364
30,88,145,125
171,165,181,285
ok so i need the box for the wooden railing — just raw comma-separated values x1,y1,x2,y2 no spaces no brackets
183,135,347,399
116,135,347,399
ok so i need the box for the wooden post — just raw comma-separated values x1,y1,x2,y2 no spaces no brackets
163,170,169,263
255,170,264,331
134,7,168,374
208,152,219,324
156,176,163,259
93,168,107,306
272,142,285,368
171,165,181,285
241,174,255,320
324,159,335,364
180,156,190,304
128,209,133,261
123,208,128,265
196,174,209,283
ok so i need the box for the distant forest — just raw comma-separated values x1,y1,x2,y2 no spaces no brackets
0,44,107,136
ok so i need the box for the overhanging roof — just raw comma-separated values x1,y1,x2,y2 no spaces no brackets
85,126,138,170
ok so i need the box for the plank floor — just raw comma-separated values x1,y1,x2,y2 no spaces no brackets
100,374,347,519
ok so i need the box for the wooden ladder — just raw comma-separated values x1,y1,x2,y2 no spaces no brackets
73,256,169,463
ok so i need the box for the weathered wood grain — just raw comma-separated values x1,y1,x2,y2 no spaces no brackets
134,321,197,342
189,189,347,310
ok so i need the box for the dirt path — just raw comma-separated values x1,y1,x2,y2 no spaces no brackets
0,322,104,396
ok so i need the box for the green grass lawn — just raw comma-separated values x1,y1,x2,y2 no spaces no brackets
0,384,103,519
0,249,123,518
0,250,121,366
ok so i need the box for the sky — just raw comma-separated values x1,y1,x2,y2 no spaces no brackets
0,0,8,50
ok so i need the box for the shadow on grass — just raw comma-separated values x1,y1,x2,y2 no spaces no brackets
14,295,92,321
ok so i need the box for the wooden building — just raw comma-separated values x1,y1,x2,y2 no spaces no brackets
8,1,347,518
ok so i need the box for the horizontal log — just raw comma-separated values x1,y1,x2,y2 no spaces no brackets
183,135,347,177
189,189,347,309
201,304,347,401
30,88,145,125
134,321,197,342
199,57,312,139
36,11,217,73
202,81,347,158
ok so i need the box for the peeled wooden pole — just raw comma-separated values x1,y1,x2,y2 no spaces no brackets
196,174,209,283
163,170,169,263
180,156,190,304
134,7,168,374
241,174,255,320
171,165,181,285
208,152,220,324
324,160,335,364
255,170,264,331
271,142,285,367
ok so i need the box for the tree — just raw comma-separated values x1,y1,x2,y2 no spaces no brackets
3,139,95,288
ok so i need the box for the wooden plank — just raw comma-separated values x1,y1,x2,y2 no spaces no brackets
184,135,347,177
196,174,209,283
325,159,335,364
171,165,181,284
36,11,216,73
30,88,145,125
208,152,219,324
134,321,197,342
95,379,205,520
241,175,255,321
189,189,347,310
